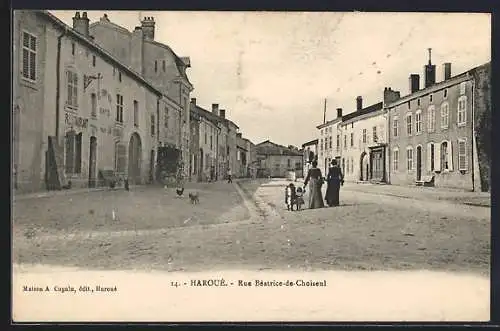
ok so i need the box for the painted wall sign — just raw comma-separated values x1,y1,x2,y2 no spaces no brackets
99,107,111,117
65,112,88,129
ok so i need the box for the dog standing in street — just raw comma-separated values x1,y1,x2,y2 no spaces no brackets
188,192,199,204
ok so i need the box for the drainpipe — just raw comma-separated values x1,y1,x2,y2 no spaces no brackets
471,76,475,192
55,28,68,139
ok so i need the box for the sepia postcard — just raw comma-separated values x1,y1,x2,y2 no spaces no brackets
11,9,491,322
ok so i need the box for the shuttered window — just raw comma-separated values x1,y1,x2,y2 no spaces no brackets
458,139,467,171
440,141,453,171
22,32,37,81
427,142,435,172
406,114,412,136
392,118,399,137
457,96,467,126
441,102,449,129
393,149,399,172
427,105,436,132
66,70,79,108
415,110,422,134
406,147,413,171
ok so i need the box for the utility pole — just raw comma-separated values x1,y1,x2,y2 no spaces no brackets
323,98,327,124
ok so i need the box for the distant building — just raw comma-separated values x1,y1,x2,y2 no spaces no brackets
386,52,491,191
255,140,303,178
316,108,343,176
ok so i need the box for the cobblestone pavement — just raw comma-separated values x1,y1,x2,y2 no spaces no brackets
12,179,489,276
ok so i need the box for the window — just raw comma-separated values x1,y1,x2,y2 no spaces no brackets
350,133,354,147
329,136,332,149
164,107,169,128
460,82,466,95
342,158,345,174
393,148,399,172
92,55,96,67
151,114,155,136
320,129,323,135
406,113,412,136
22,32,37,81
417,98,421,106
346,158,350,174
344,135,347,149
155,60,158,72
441,141,448,170
90,93,97,117
373,126,378,142
427,142,435,172
64,131,82,175
162,60,166,72
406,147,414,171
324,139,328,150
427,105,436,132
118,72,122,82
351,123,354,129
415,110,422,134
457,96,467,125
458,139,467,171
66,69,78,108
363,129,367,143
444,89,448,98
133,100,139,127
71,42,75,56
205,130,207,144
113,67,116,77
393,117,399,137
210,135,213,150
116,94,123,123
440,102,449,129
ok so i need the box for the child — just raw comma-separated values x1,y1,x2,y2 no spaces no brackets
295,187,305,211
285,183,297,211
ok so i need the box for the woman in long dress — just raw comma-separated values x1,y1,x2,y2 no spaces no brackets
303,160,325,209
325,159,344,207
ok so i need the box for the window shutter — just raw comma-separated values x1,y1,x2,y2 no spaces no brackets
447,140,454,171
426,143,432,172
74,133,82,173
434,143,441,171
463,140,468,170
117,143,127,173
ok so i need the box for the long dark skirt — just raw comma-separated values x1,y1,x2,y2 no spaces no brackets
308,178,325,209
325,180,341,206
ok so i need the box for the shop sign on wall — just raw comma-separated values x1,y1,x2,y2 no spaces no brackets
65,112,88,129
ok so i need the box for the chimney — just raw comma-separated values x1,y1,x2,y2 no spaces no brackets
190,98,197,105
141,16,155,40
409,74,420,94
219,109,226,119
100,13,110,22
336,108,343,118
424,48,436,88
384,87,401,106
356,96,363,111
212,103,219,116
72,11,90,37
443,62,452,81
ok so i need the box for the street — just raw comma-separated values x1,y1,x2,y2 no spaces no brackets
13,179,490,273
12,179,490,321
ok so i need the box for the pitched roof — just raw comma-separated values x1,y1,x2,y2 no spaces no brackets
302,139,318,147
255,140,302,156
41,11,163,97
341,102,384,123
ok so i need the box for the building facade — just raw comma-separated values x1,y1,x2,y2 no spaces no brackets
316,108,343,176
88,13,193,178
387,57,489,191
255,141,303,178
12,10,164,192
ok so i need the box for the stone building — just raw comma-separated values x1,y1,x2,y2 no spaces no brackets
386,52,490,191
255,140,303,178
190,100,221,182
236,133,248,178
316,108,343,176
301,139,318,178
188,107,200,182
88,13,193,179
12,10,164,192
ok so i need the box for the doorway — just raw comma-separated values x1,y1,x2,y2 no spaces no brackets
416,146,422,181
88,136,97,188
128,133,142,184
149,149,155,183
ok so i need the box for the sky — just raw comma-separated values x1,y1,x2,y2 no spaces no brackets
52,11,491,147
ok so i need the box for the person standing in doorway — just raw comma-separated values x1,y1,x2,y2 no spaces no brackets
227,168,232,183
